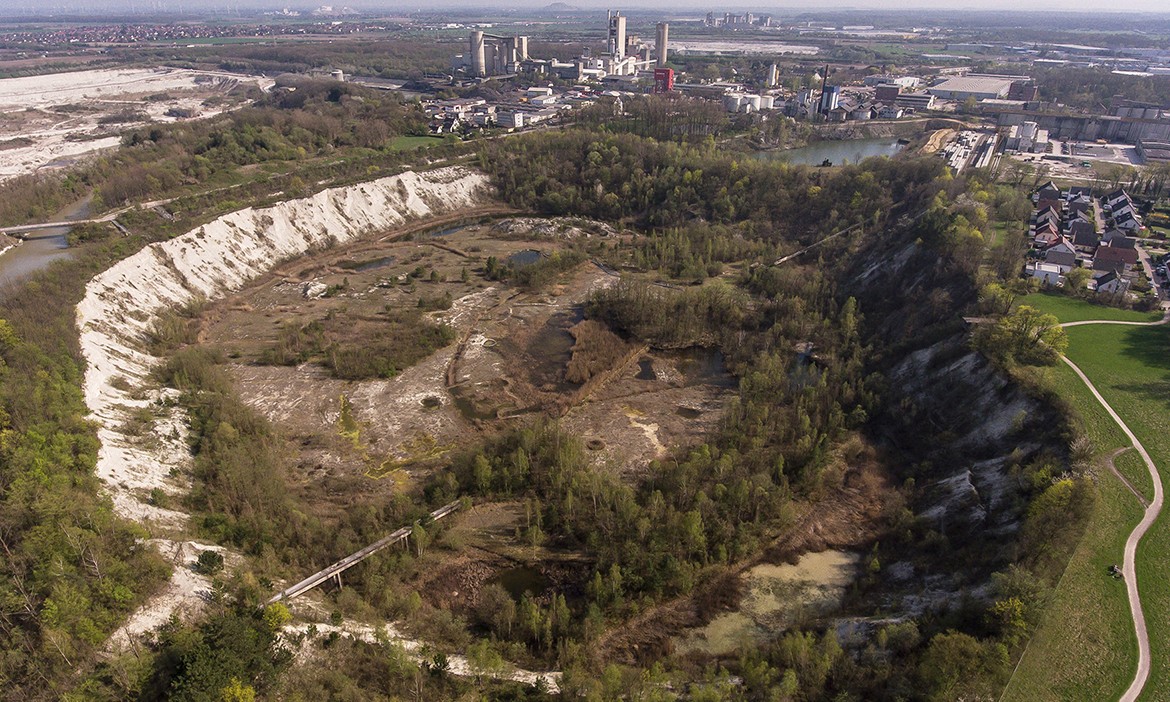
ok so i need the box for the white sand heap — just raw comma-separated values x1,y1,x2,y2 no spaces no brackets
76,165,491,529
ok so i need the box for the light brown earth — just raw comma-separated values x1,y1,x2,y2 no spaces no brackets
199,218,738,501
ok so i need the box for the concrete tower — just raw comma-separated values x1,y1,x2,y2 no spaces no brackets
608,10,627,61
655,22,670,67
470,31,486,77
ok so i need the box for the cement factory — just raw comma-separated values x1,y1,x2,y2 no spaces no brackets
455,10,670,82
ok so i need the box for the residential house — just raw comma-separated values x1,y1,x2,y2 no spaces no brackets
1103,230,1137,249
1033,222,1061,248
1035,207,1061,231
1035,198,1064,215
1034,181,1061,203
1066,200,1093,223
1105,188,1131,210
1094,270,1130,294
1044,236,1078,271
1093,243,1139,275
1027,262,1065,285
1069,220,1100,251
1113,209,1142,231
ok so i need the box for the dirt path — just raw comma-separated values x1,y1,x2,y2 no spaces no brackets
921,128,956,154
1055,310,1168,702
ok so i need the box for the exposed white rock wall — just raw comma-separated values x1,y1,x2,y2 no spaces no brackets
76,166,490,528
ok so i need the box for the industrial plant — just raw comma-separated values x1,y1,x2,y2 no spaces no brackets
454,10,670,82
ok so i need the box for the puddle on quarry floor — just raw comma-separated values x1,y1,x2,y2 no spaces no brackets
675,550,860,657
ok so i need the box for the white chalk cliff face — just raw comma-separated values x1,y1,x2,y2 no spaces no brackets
76,166,492,529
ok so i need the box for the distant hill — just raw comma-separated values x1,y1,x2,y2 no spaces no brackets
542,2,580,11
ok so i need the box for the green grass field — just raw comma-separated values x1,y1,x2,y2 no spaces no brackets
1064,323,1170,702
1003,361,1141,702
1005,321,1170,700
1017,292,1163,324
1116,448,1155,506
388,135,447,151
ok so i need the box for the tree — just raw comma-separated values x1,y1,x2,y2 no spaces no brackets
1065,267,1092,294
220,678,256,702
987,597,1028,647
918,631,1008,701
466,639,507,682
195,550,225,575
262,603,291,631
978,305,1068,365
978,282,1016,316
411,523,430,557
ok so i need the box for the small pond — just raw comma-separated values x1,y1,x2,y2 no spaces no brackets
507,249,544,267
490,566,550,601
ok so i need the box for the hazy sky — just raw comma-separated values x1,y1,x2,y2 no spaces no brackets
0,0,1168,15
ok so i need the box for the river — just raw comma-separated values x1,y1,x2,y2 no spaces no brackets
0,197,90,294
755,137,905,167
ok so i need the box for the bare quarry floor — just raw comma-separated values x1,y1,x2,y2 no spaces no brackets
0,67,272,181
200,220,737,504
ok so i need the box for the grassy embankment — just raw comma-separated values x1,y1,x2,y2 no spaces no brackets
1004,296,1169,701
1018,291,1163,324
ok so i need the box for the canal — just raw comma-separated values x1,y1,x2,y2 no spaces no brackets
0,197,90,293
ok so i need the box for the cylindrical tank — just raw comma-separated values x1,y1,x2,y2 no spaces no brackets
504,37,518,68
655,22,669,67
723,94,744,112
471,31,486,77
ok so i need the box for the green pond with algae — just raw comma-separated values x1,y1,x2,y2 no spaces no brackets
675,550,860,656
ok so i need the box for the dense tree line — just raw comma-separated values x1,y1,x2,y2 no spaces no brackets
572,95,731,144
480,130,945,240
621,222,777,280
0,240,171,698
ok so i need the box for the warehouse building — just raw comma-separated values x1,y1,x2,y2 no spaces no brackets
928,75,1016,101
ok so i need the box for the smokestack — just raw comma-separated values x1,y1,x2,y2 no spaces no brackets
820,63,829,115
655,22,670,68
471,31,486,77
767,63,779,88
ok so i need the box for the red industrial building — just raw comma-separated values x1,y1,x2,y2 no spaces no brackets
653,68,675,94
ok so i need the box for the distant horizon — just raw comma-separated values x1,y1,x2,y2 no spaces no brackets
0,1,1169,19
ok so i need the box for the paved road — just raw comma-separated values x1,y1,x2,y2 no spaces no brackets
1059,311,1167,702
1135,244,1166,303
